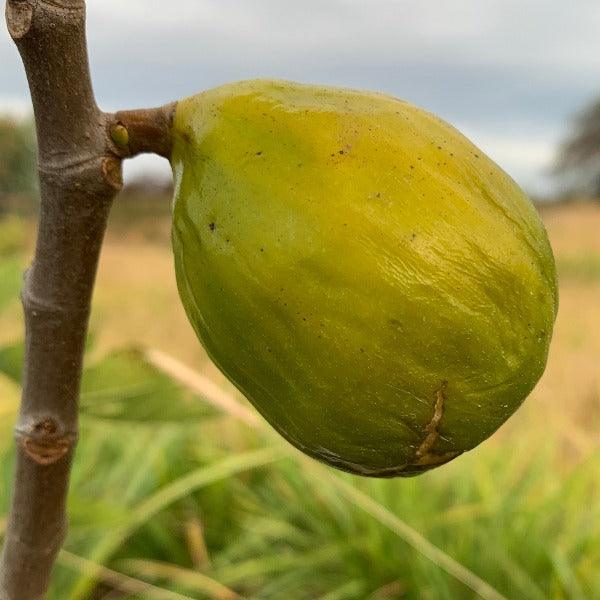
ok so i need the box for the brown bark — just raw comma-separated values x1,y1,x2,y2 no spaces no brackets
1,1,174,598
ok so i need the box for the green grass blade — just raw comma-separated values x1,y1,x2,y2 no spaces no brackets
317,469,508,600
68,447,283,600
132,447,281,528
549,548,587,600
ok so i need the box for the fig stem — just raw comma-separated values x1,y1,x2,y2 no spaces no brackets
109,104,176,159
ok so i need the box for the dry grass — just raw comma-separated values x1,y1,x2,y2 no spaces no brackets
534,203,600,448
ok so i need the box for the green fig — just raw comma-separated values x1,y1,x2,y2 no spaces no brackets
170,79,558,477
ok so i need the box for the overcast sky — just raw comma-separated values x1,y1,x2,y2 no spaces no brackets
2,0,599,195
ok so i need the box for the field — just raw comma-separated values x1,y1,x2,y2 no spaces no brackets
0,199,599,599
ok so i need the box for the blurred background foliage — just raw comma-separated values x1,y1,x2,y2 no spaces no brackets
0,94,599,599
553,99,600,199
0,117,37,203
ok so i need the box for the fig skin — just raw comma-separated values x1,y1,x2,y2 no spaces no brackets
170,79,558,477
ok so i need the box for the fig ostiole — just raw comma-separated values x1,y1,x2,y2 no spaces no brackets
169,79,558,477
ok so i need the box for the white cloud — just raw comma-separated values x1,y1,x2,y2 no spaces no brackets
85,0,600,72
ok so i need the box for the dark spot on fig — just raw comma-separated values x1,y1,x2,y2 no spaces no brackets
339,149,344,155
360,348,365,353
376,192,381,198
209,222,216,231
437,146,442,150
256,151,263,156
260,247,264,252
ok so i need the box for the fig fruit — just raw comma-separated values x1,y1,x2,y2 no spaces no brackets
170,79,557,477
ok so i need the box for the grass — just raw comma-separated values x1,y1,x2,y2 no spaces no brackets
0,203,599,599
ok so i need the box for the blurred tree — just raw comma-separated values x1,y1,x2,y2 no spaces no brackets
554,99,600,198
0,117,37,200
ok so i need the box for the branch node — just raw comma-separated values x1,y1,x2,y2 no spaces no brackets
6,1,33,39
101,156,123,191
22,278,86,317
15,418,78,466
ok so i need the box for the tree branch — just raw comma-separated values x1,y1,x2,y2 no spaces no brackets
1,1,174,598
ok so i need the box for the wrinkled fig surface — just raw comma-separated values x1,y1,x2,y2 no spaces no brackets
170,79,558,477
